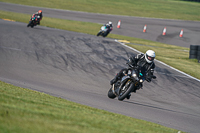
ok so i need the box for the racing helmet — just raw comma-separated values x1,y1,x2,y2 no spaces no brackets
108,21,112,26
38,10,42,15
145,50,155,63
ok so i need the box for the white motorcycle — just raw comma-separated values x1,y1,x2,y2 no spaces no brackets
97,25,112,37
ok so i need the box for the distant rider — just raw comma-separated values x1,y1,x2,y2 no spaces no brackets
31,10,43,25
110,50,156,99
104,21,113,32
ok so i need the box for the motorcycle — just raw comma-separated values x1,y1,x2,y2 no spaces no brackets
108,63,156,101
27,15,40,28
97,25,112,37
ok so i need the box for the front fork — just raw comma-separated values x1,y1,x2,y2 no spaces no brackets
112,78,134,96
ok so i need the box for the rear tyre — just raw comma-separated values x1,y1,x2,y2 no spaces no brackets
97,32,101,36
108,87,116,99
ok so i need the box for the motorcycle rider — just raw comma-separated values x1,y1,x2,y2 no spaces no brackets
31,10,43,25
110,50,156,99
104,21,113,32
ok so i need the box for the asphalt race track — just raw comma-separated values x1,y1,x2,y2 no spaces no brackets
1,2,200,133
0,2,200,48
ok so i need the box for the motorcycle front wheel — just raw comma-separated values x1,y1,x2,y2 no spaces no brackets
97,31,102,36
118,81,134,101
27,21,34,28
27,21,32,27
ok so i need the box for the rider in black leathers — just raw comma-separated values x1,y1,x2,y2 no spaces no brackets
31,10,43,25
35,10,43,25
110,50,156,99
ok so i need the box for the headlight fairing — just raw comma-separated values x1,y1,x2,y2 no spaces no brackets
131,70,139,80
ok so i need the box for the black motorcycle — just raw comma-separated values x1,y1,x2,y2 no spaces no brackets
97,25,112,37
27,15,40,28
108,63,156,101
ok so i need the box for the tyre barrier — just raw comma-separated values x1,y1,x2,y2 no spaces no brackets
198,46,200,59
189,45,199,59
197,50,200,60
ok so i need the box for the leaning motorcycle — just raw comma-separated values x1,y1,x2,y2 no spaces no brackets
27,15,40,28
97,25,112,37
108,63,156,101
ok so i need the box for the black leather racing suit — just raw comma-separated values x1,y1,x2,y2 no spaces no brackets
34,13,43,25
110,53,155,85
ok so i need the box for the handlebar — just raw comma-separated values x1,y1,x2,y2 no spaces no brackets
126,62,134,68
126,62,139,70
126,62,156,79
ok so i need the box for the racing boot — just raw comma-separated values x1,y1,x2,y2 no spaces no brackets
110,69,127,85
110,73,123,85
126,93,131,99
110,76,118,85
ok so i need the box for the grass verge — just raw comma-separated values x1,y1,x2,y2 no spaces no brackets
0,81,183,133
1,10,199,80
1,0,200,21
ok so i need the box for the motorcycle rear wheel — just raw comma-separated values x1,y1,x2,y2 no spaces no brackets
103,32,109,37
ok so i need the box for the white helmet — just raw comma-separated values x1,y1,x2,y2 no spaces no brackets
108,21,112,25
145,50,155,63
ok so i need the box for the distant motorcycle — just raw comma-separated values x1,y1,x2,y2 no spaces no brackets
97,25,112,37
27,15,40,28
108,62,156,101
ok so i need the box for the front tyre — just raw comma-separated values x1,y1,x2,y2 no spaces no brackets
108,87,116,99
118,82,134,101
27,21,32,27
97,31,102,36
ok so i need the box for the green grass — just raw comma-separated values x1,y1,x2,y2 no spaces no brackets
0,81,182,133
1,0,200,21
